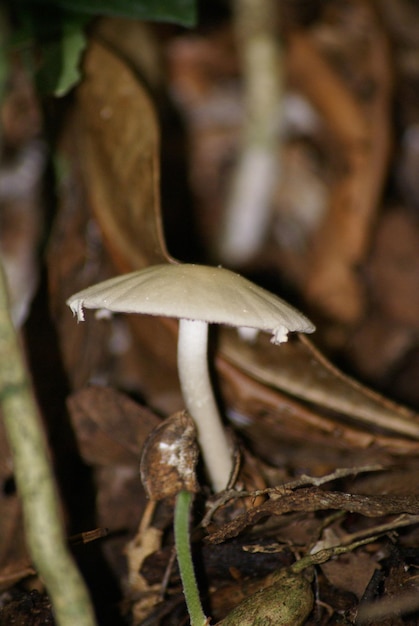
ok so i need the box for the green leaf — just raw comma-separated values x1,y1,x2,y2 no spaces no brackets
36,14,88,96
20,0,197,27
0,6,11,102
9,6,89,97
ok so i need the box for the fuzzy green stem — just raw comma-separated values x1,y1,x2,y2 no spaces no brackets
174,490,208,626
0,262,96,626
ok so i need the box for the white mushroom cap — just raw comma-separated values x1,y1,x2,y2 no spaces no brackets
67,263,315,342
67,263,315,492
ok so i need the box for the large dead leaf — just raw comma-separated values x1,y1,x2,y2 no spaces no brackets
77,39,170,271
220,330,419,439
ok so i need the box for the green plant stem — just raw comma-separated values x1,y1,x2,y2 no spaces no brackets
174,490,208,626
0,262,96,626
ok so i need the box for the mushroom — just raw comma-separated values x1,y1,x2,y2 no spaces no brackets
67,263,315,492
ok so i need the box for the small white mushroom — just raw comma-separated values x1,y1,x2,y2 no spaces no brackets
67,263,315,492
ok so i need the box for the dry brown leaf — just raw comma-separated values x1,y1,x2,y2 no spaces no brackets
220,330,419,441
67,386,160,467
76,40,170,272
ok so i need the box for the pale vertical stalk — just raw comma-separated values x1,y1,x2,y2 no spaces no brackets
177,318,232,492
218,0,282,265
0,262,96,626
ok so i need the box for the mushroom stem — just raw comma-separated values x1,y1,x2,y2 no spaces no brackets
177,318,233,492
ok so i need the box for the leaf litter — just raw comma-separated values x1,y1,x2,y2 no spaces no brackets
2,2,419,624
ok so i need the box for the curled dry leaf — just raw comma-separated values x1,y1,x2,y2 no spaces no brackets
76,40,170,271
49,38,180,400
220,330,419,442
140,411,199,499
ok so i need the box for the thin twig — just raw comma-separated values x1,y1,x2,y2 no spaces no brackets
202,464,383,526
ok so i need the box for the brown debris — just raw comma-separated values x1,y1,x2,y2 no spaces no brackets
140,411,199,499
208,488,419,544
